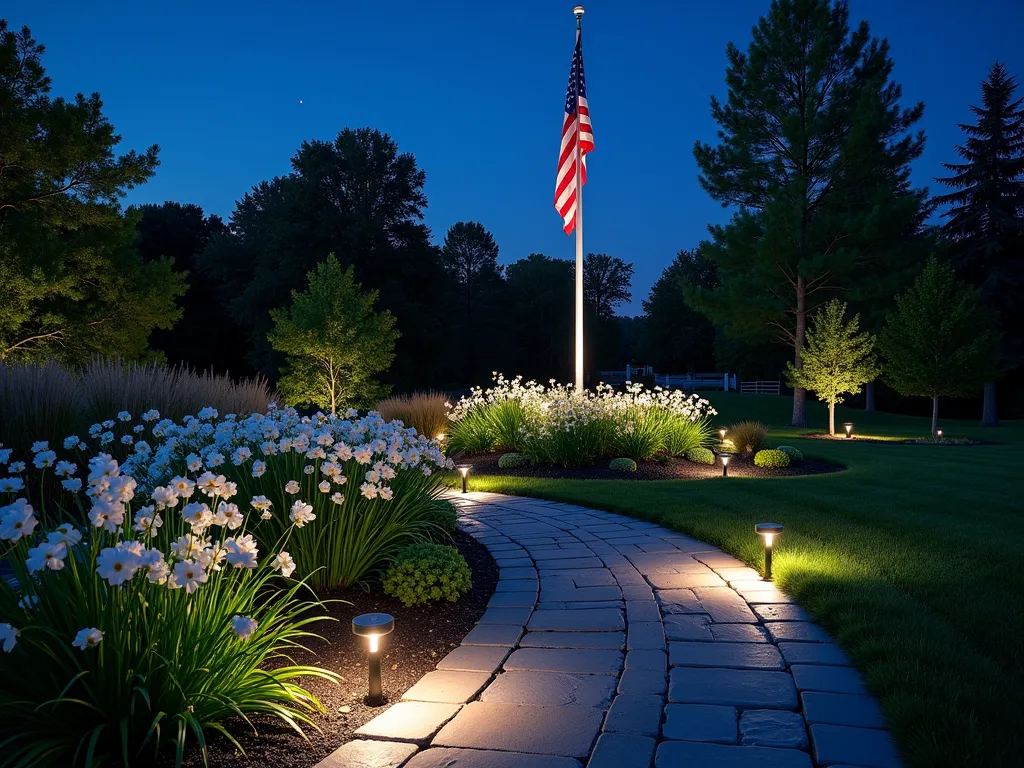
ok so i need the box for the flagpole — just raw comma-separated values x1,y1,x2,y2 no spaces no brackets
573,5,585,393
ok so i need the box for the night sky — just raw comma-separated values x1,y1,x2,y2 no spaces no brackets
10,0,1023,314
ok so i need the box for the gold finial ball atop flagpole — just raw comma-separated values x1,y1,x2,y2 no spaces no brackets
573,5,585,18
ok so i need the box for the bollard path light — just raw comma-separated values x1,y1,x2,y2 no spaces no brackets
755,522,784,580
843,422,853,439
719,452,733,478
352,613,395,706
719,427,727,442
936,428,943,440
457,464,472,493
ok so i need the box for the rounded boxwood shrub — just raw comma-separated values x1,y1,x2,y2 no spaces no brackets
776,445,803,462
609,457,638,472
684,446,716,465
427,499,459,536
498,452,529,469
754,449,791,468
383,543,472,607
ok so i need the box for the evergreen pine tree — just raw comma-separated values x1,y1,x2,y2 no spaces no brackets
690,0,928,426
935,61,1024,425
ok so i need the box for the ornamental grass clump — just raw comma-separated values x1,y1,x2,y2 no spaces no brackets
0,442,337,768
374,391,450,440
383,542,472,607
727,421,769,456
117,406,451,590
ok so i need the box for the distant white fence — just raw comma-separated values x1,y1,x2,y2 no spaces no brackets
739,380,781,395
599,368,738,391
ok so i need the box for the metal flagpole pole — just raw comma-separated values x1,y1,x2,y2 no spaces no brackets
573,5,585,393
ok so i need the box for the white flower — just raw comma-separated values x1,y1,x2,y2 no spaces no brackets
220,480,238,500
289,500,315,528
33,450,57,469
0,448,11,465
0,623,18,652
31,441,49,453
72,627,104,650
170,533,206,560
250,495,273,512
251,460,267,478
196,472,226,497
232,447,252,465
224,534,259,568
331,492,345,505
213,502,243,529
62,477,83,493
198,407,219,420
107,475,137,503
272,551,296,577
133,507,163,537
231,615,257,640
198,540,229,572
1,500,38,541
63,436,80,449
48,523,82,547
186,453,204,472
170,476,196,498
26,540,66,572
0,477,25,494
285,480,300,494
117,411,132,422
120,435,134,446
142,409,160,422
354,447,373,464
181,501,212,531
8,461,25,473
140,549,170,584
303,464,315,475
134,439,151,453
96,547,140,586
54,460,77,478
88,499,125,533
360,482,379,500
171,560,208,593
151,485,179,509
379,486,393,500
206,452,225,468
318,480,331,493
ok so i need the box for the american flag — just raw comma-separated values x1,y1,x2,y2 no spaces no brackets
554,28,594,235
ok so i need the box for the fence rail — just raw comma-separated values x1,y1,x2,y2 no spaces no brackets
599,371,737,391
739,380,781,395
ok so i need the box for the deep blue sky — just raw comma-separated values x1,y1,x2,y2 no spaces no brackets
9,0,1023,314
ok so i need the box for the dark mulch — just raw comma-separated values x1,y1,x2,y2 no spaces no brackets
801,433,992,446
462,451,842,480
169,530,497,768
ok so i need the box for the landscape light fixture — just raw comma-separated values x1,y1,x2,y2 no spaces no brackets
936,429,943,440
755,522,784,581
436,432,446,442
843,422,853,439
719,427,727,442
352,613,394,706
457,464,472,493
719,452,732,477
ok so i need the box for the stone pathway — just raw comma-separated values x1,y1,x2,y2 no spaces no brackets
319,492,900,768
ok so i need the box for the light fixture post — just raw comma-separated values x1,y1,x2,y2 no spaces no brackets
457,464,471,493
352,613,394,706
720,453,732,478
844,422,853,440
755,523,784,580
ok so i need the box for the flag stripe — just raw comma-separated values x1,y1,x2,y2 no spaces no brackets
554,30,593,234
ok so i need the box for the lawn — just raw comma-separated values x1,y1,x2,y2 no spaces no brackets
464,393,1024,768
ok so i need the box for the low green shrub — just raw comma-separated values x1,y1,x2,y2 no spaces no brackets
728,421,768,455
754,449,791,468
609,457,638,472
684,446,716,465
426,499,459,536
383,543,472,607
776,445,804,462
498,452,529,469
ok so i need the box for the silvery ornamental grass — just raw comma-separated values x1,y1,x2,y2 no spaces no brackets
0,432,339,767
447,374,717,465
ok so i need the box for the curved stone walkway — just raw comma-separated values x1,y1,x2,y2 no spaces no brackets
321,492,900,768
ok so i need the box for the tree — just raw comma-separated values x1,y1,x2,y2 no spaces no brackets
639,249,717,373
690,0,928,427
201,128,446,390
879,258,999,435
268,255,399,415
439,222,505,385
133,202,236,373
583,253,633,320
935,61,1024,426
786,299,878,434
0,21,183,363
505,254,573,381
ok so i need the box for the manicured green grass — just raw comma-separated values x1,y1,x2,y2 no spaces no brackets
466,393,1024,768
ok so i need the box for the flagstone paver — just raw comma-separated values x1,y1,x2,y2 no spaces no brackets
319,492,900,768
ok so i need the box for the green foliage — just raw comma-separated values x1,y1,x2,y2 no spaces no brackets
504,255,574,380
609,457,638,472
727,421,768,455
787,300,879,434
685,446,716,465
639,248,718,373
611,405,667,461
523,417,610,468
689,0,929,426
485,400,526,451
663,411,714,456
268,255,399,415
375,391,449,440
383,543,472,607
0,22,187,365
447,407,496,455
776,445,804,462
754,448,791,468
498,452,529,469
879,258,1000,433
426,499,459,537
0,452,337,767
584,253,634,321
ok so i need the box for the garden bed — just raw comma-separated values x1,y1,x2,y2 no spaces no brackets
173,530,498,768
460,452,842,481
801,433,990,445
